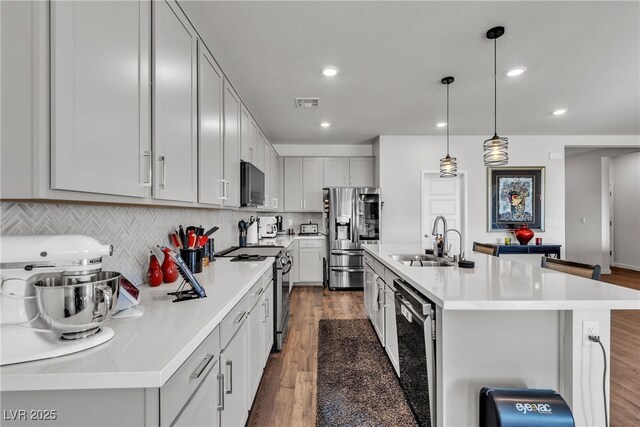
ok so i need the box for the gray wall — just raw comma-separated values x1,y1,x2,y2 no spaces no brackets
1,202,321,285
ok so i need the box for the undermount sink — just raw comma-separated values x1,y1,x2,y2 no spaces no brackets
389,254,452,267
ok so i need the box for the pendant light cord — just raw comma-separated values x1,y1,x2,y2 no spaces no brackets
493,38,497,136
446,82,450,156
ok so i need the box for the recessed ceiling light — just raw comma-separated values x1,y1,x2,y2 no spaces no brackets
320,121,331,128
436,122,447,128
505,66,527,77
552,109,567,116
322,66,340,77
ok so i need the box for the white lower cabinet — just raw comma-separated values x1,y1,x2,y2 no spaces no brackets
172,364,220,427
298,240,323,283
384,283,400,376
373,275,385,345
161,326,221,426
262,280,274,365
220,315,248,427
247,287,265,402
364,260,374,320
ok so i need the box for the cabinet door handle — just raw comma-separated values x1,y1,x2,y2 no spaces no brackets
254,287,264,296
225,360,233,394
190,354,214,379
218,179,225,200
265,298,269,318
272,197,277,208
262,301,267,323
233,311,246,324
142,151,152,187
303,199,306,210
225,181,231,201
158,156,166,189
300,200,303,209
216,373,225,411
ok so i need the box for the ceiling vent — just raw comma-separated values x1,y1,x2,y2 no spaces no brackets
295,98,320,108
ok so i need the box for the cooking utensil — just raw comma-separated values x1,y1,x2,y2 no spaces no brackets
187,231,196,249
33,271,120,339
179,225,186,248
198,236,208,248
169,233,182,249
204,226,219,237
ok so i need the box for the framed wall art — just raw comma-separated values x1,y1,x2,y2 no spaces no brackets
487,166,545,232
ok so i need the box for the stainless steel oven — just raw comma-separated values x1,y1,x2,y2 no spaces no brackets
216,245,292,351
393,278,437,427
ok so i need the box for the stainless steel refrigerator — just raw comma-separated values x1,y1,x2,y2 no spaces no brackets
323,187,381,289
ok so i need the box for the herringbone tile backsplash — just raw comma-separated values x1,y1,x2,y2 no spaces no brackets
1,202,321,285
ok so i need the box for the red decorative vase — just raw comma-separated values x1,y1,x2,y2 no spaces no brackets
147,252,163,287
161,247,180,283
514,225,535,245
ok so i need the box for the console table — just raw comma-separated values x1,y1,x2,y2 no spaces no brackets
496,244,562,259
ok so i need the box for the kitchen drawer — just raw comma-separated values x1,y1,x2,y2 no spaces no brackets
298,239,322,248
219,294,249,350
263,266,274,287
161,326,220,425
364,252,374,265
247,278,265,312
373,259,386,278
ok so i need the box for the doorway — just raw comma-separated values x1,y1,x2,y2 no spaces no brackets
421,171,467,256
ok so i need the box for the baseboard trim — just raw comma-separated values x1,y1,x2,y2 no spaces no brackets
611,263,640,272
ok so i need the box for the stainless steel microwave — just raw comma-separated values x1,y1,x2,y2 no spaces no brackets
240,161,265,207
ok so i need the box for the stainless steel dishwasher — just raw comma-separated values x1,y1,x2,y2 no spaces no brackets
393,278,436,427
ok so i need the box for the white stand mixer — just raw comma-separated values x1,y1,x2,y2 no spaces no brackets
0,235,118,365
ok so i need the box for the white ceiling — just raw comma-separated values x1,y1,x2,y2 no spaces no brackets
180,1,640,144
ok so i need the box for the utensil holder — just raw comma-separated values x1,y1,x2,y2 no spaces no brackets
180,248,203,274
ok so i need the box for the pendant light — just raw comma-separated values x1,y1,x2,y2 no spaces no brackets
439,76,457,177
483,26,509,166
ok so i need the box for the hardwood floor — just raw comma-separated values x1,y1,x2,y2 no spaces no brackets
249,269,640,427
601,267,640,427
247,286,365,427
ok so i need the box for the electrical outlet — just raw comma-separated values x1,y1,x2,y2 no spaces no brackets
583,321,599,346
288,219,293,226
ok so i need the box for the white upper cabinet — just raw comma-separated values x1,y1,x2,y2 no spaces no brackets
284,157,323,212
50,0,151,197
271,153,281,209
153,0,197,202
240,106,255,164
197,47,224,206
223,80,241,207
263,146,272,209
284,158,303,211
302,158,323,211
255,131,266,172
323,158,350,187
349,157,374,187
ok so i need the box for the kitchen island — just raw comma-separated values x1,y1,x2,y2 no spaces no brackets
363,243,640,427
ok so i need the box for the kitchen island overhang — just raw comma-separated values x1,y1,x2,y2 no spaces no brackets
364,243,640,427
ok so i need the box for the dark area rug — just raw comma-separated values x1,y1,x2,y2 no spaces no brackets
316,319,418,427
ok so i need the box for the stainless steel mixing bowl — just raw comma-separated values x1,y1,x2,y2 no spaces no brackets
33,271,120,339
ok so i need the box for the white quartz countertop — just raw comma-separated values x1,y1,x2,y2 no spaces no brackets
364,243,640,311
0,257,274,391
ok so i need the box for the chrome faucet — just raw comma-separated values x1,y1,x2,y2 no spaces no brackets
431,216,448,258
445,228,464,262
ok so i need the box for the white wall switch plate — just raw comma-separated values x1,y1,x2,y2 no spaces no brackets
582,321,599,346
